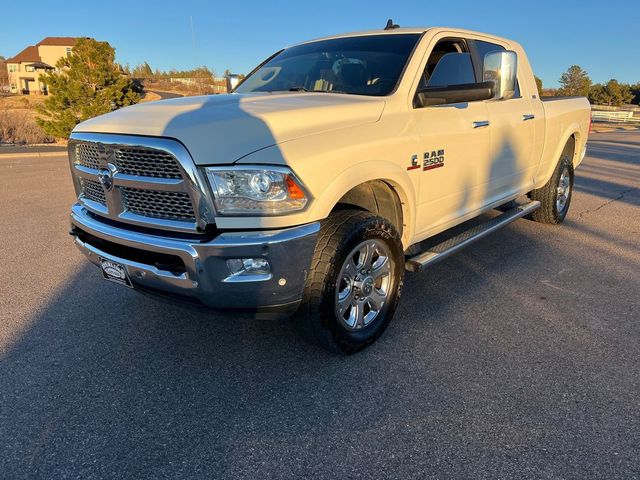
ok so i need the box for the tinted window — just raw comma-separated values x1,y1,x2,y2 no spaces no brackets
427,53,476,87
475,40,506,65
236,34,420,96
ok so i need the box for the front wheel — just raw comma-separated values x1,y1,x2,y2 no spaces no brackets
294,209,404,354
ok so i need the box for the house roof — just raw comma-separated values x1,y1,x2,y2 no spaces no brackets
6,45,41,64
37,37,79,46
6,37,87,64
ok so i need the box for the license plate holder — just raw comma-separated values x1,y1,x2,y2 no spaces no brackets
99,257,133,288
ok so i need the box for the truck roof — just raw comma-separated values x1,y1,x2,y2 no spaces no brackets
297,27,513,47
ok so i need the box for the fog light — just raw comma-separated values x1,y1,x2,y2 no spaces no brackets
226,258,271,276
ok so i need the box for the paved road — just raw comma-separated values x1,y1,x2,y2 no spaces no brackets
1,132,638,479
148,89,185,100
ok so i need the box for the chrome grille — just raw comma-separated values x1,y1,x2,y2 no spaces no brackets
69,133,215,233
76,144,101,169
80,178,106,204
122,188,195,221
114,147,182,179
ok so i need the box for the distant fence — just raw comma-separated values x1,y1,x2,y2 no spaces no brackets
591,104,640,113
591,105,640,124
592,110,634,123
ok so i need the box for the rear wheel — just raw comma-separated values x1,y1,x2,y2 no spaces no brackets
528,143,575,224
294,209,404,354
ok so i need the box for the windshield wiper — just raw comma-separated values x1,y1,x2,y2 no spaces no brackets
309,89,348,94
267,87,349,94
288,87,349,94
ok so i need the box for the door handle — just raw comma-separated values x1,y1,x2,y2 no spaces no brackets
522,114,535,121
473,120,490,128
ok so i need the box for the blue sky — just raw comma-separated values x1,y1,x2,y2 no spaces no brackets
1,0,637,87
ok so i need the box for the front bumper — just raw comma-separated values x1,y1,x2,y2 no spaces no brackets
70,203,319,316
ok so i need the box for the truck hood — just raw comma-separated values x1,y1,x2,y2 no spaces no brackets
74,93,385,165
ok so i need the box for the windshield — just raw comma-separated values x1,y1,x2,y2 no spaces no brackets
235,34,421,96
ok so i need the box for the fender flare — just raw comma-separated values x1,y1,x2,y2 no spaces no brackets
311,160,417,247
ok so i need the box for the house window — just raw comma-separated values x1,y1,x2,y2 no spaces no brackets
26,65,35,72
10,83,17,92
66,47,72,57
8,64,17,72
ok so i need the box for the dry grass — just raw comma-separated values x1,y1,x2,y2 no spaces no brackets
0,95,46,111
0,107,53,145
142,79,223,97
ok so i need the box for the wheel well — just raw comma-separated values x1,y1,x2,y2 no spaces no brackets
334,180,403,235
564,134,577,163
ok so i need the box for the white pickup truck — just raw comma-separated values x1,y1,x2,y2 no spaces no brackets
68,25,591,353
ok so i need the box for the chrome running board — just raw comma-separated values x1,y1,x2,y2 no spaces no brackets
405,201,541,272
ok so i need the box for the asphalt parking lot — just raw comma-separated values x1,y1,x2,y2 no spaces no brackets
1,131,638,479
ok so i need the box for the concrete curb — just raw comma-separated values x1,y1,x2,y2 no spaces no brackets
0,151,66,159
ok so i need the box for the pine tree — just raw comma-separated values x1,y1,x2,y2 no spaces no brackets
558,65,591,97
37,38,140,138
132,62,154,78
589,80,634,106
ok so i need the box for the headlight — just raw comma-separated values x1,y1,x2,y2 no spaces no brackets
204,166,309,215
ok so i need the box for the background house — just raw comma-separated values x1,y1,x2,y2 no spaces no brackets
5,37,82,95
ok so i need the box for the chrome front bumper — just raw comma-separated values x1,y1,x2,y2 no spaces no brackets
70,204,319,315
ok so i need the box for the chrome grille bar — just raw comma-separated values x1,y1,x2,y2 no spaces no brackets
114,147,182,178
79,178,106,204
122,188,195,220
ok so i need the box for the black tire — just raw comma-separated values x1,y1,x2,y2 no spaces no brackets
294,209,404,354
528,142,575,224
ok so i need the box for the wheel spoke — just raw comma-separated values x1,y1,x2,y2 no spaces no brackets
337,290,355,316
351,245,364,269
343,257,356,274
368,288,387,311
353,302,365,329
372,256,390,278
362,243,376,268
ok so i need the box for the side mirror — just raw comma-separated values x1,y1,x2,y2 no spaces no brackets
483,51,517,100
226,74,241,93
415,82,494,107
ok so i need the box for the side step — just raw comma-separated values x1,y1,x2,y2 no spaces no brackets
405,200,541,272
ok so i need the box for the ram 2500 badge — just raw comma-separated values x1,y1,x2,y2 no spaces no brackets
68,24,591,353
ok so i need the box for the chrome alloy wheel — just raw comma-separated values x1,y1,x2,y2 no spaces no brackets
556,166,571,212
335,239,393,330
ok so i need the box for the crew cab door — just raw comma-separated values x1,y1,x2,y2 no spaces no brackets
472,40,537,201
409,36,493,236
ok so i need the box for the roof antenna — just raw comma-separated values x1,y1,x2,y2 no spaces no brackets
384,19,400,30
